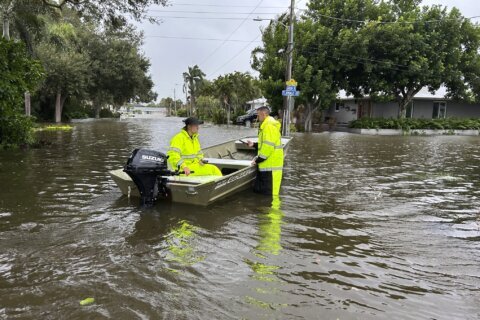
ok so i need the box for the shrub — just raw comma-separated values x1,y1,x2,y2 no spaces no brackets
0,38,44,148
0,114,36,149
210,107,227,125
176,108,188,117
99,108,120,118
349,118,480,131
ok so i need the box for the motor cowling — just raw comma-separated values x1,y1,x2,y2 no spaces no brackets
124,149,171,206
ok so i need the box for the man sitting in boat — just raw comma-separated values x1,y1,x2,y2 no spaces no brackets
167,117,222,177
248,106,284,196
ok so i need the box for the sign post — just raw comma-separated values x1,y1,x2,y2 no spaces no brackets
282,79,299,136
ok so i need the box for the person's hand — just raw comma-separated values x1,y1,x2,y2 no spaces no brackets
183,167,191,176
251,157,257,166
247,140,254,147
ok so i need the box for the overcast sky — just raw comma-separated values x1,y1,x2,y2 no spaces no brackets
136,0,480,101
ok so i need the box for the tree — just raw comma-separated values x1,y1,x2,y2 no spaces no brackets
183,65,205,116
254,0,480,131
306,0,480,118
40,0,168,26
210,72,261,123
35,18,90,122
81,26,156,118
253,17,341,131
0,38,43,147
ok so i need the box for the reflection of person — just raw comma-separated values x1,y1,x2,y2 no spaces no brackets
167,117,222,176
256,196,284,256
245,196,284,294
247,107,284,195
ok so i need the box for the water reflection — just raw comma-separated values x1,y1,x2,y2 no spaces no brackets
245,196,287,311
1,121,480,319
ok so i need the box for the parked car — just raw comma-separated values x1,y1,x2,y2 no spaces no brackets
235,109,258,127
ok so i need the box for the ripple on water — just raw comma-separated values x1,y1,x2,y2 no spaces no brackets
0,122,480,319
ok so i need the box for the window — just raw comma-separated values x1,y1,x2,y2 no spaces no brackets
406,102,414,118
335,102,344,112
433,101,447,119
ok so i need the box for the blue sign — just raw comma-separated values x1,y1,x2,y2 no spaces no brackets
282,90,300,97
285,85,297,92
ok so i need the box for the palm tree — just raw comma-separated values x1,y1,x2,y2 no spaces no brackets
183,65,205,116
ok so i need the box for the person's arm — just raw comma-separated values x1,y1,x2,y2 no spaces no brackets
167,136,186,171
254,126,275,165
247,140,259,151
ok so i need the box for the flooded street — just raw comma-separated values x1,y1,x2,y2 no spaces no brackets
0,118,479,319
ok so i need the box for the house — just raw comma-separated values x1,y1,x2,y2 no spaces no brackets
245,97,268,111
325,87,480,126
118,104,165,119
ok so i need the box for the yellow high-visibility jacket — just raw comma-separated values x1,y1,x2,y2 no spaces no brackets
257,116,283,172
167,129,204,171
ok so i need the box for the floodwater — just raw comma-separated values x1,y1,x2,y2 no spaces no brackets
0,118,479,320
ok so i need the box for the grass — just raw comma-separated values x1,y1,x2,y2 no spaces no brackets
35,125,73,132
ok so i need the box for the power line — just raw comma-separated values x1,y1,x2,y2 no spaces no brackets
199,0,266,67
307,12,480,25
144,35,262,42
208,34,262,77
147,15,275,20
148,9,284,14
168,3,287,9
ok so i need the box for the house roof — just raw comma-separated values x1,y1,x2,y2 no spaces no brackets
338,86,449,100
246,97,268,105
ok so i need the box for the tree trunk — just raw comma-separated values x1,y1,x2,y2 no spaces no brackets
304,103,319,133
95,105,101,119
227,103,230,126
2,14,10,40
55,91,62,123
24,91,31,116
60,95,67,117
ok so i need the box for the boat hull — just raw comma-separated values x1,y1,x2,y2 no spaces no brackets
109,136,291,206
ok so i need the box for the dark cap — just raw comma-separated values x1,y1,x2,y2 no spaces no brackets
183,117,204,125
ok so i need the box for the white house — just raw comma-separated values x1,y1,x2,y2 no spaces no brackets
245,97,269,111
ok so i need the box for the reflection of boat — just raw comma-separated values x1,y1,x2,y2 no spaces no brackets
109,136,292,206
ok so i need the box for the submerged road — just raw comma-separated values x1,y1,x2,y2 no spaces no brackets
0,117,479,319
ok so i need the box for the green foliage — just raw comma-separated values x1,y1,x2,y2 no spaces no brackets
82,25,156,117
0,38,44,148
196,95,220,120
176,108,188,117
183,65,206,115
0,114,36,149
209,107,227,125
350,118,480,131
40,0,168,27
254,0,480,122
98,108,120,118
194,72,261,123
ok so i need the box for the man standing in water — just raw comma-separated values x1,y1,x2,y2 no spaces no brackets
248,106,284,195
167,117,222,176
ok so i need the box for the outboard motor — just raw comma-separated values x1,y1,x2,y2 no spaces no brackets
124,149,172,206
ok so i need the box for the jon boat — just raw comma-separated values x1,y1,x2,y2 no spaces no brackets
109,136,292,206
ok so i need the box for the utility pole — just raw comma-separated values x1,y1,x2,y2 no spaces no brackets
173,87,177,116
283,0,295,137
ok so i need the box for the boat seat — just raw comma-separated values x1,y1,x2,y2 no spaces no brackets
204,158,252,170
164,175,220,185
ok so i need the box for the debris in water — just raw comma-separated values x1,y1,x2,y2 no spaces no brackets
79,297,95,306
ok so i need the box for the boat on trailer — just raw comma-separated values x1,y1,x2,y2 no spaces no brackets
109,136,292,206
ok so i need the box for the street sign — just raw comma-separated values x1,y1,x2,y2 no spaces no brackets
282,90,300,97
286,79,298,86
285,85,297,92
